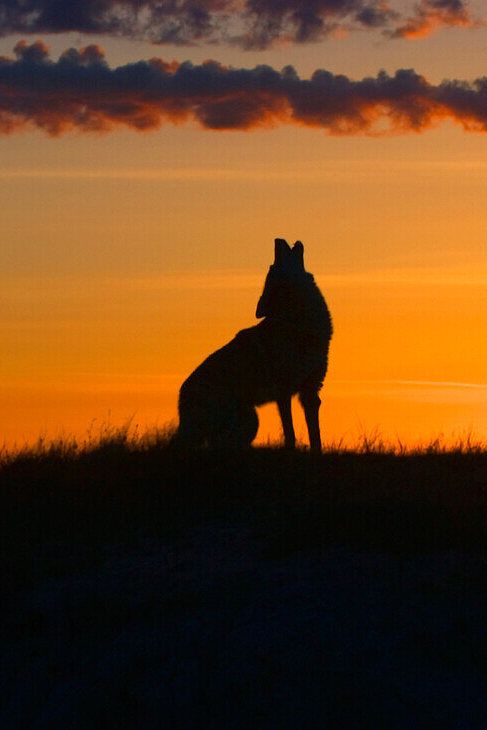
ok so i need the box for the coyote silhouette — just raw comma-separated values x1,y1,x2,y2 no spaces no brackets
177,239,333,451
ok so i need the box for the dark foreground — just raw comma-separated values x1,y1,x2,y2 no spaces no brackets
2,440,487,728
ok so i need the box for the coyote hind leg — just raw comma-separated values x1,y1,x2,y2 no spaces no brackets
299,388,322,453
178,390,259,449
208,400,259,449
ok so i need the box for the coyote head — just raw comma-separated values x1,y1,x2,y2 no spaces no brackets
256,238,306,319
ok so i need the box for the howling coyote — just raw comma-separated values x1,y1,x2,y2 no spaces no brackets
177,239,333,451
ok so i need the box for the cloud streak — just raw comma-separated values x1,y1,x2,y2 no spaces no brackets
0,0,481,47
391,0,480,39
2,41,487,136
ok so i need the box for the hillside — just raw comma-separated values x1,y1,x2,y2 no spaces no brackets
2,436,487,728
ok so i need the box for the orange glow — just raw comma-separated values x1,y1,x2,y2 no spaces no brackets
2,261,486,450
3,376,486,451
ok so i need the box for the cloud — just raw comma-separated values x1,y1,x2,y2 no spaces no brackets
391,0,480,39
2,41,487,135
0,0,222,44
0,0,479,48
232,0,397,48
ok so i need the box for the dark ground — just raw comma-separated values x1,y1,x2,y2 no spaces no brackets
1,441,487,728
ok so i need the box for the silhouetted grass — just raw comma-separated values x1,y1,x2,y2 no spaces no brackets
2,426,486,597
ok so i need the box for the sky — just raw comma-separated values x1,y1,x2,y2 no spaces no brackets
1,0,487,448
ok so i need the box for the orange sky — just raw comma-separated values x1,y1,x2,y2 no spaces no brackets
1,2,487,449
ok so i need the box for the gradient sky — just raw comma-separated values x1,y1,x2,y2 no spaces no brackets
1,0,487,448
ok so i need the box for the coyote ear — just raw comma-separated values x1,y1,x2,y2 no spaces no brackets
274,238,291,264
292,241,304,268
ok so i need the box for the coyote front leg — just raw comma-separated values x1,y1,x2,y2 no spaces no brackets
278,396,296,449
299,389,322,453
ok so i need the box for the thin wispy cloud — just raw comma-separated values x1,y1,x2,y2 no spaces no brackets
8,159,486,181
380,379,487,389
0,167,311,181
2,41,487,136
0,0,481,47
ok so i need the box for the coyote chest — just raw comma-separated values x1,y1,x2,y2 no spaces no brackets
187,319,329,406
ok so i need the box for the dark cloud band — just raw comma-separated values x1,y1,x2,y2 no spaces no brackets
0,0,479,47
1,41,487,135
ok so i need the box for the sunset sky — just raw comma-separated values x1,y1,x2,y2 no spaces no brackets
1,0,487,448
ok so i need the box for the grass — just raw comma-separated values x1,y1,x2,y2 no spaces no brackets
2,420,485,465
1,425,487,597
